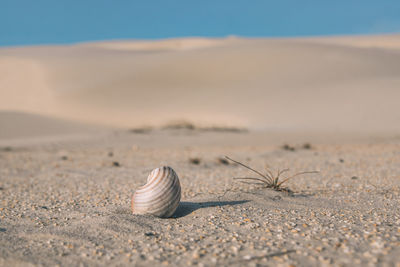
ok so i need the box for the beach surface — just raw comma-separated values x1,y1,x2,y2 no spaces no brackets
1,35,400,266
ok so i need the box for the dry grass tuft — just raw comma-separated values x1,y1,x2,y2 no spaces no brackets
282,144,296,151
225,156,318,192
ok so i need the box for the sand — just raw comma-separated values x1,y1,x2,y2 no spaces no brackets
1,34,400,266
1,34,400,132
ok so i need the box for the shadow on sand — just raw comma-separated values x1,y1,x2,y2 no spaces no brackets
173,200,249,218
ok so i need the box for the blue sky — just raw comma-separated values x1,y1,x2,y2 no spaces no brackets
1,0,400,46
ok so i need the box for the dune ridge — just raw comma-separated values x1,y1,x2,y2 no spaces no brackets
82,37,234,51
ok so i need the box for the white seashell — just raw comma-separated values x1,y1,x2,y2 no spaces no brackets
131,166,181,218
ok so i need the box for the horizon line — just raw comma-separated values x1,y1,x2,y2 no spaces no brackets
1,32,400,49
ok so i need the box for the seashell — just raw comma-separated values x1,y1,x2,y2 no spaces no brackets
131,166,181,218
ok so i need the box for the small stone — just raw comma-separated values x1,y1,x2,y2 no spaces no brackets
144,232,155,237
189,158,201,165
217,157,229,165
192,252,200,259
303,143,312,149
112,161,120,167
231,246,240,254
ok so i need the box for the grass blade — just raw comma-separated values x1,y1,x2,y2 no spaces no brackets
226,156,271,182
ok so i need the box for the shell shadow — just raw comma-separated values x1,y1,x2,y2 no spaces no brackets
173,200,249,218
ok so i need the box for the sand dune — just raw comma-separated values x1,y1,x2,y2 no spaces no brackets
1,34,400,133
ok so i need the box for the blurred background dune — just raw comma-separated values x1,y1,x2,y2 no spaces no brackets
1,34,400,136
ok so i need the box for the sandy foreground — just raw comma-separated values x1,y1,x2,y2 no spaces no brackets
1,128,400,266
1,34,400,266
